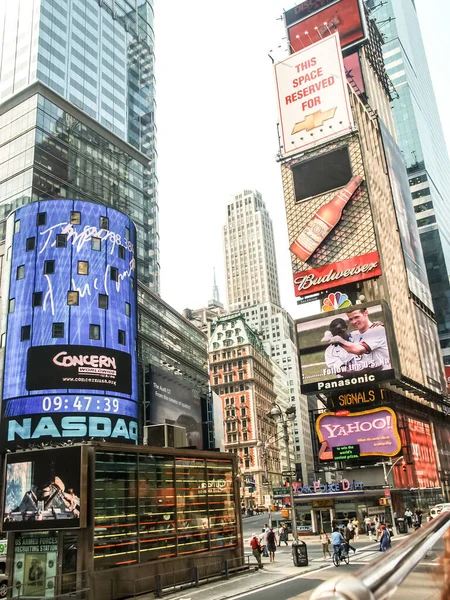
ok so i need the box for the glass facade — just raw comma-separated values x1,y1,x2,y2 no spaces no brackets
0,0,159,291
94,450,237,569
369,0,450,361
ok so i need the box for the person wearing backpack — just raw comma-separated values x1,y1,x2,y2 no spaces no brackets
250,534,263,568
344,522,356,554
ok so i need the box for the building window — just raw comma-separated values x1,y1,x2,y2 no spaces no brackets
118,245,125,259
52,322,64,338
32,292,43,307
90,324,101,340
110,267,118,281
56,234,67,248
241,408,246,417
118,329,126,345
130,277,135,290
26,237,35,251
44,260,55,275
8,299,15,313
245,459,250,469
78,261,89,275
91,237,101,251
243,432,248,441
67,291,79,306
240,395,245,403
36,212,46,226
14,220,20,233
125,227,130,240
100,216,109,230
70,211,81,225
16,265,25,280
98,294,108,309
21,325,31,341
125,302,131,317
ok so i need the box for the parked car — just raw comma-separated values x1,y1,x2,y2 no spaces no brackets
430,503,450,518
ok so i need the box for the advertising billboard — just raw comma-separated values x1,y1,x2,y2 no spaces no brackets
316,407,401,459
0,200,138,450
393,416,439,489
379,122,433,310
146,366,204,449
296,303,397,393
286,0,367,53
274,33,353,157
3,447,85,531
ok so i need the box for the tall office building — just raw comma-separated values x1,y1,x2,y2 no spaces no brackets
224,190,280,312
0,0,159,291
370,0,450,363
223,191,314,479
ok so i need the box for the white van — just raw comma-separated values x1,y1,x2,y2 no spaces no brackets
430,503,450,518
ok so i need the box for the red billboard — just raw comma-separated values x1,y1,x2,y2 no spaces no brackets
445,366,450,393
287,0,367,53
293,251,381,297
343,52,365,94
394,416,439,489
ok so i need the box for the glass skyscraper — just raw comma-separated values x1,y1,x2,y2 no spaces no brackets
0,0,159,291
369,0,450,363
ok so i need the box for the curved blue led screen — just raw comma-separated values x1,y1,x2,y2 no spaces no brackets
0,200,138,449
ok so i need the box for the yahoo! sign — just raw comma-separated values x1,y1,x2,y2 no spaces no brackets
316,407,401,458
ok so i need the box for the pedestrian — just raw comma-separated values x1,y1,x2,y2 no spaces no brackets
331,526,345,559
364,515,371,535
267,527,277,563
405,508,413,528
320,529,331,559
415,508,423,526
352,517,359,539
260,527,268,557
374,516,380,540
380,525,391,552
250,534,263,569
278,525,288,546
344,522,356,554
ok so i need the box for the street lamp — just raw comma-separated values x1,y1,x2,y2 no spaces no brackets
375,456,404,537
269,404,298,543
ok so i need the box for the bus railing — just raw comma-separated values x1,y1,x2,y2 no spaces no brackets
310,510,450,600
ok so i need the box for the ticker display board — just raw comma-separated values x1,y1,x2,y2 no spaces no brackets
0,200,138,449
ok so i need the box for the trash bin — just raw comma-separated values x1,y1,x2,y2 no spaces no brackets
397,518,407,534
292,540,308,567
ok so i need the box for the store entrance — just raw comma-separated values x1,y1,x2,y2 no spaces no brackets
315,509,332,533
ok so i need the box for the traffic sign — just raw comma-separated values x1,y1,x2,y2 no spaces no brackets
282,470,296,477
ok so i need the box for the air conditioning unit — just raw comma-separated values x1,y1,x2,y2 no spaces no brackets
144,424,187,448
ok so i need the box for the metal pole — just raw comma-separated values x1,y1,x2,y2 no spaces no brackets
283,420,298,543
382,461,398,537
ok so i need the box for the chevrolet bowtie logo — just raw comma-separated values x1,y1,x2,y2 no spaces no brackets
291,107,337,134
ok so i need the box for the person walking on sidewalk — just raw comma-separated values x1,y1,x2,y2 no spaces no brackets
352,517,359,539
343,522,356,554
260,527,269,557
267,527,277,563
405,508,413,529
250,534,263,569
320,529,331,559
380,525,391,553
278,525,288,546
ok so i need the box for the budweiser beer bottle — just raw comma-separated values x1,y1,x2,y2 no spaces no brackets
290,176,363,262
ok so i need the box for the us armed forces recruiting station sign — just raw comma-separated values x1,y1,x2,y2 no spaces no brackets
274,32,353,157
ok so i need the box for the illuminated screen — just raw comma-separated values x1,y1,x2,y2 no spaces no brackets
292,147,352,201
287,0,366,53
0,200,138,449
296,303,396,393
3,447,84,531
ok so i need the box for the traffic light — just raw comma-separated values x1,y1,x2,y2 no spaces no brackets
379,498,389,506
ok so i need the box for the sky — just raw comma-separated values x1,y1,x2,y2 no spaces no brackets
155,0,450,320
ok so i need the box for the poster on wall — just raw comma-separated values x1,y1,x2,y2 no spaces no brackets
296,302,397,393
316,407,401,460
146,366,204,449
3,447,85,531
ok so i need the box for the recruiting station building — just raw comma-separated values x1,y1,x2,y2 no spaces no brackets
0,201,243,599
274,0,449,529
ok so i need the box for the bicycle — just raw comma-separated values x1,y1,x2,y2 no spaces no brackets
332,544,350,567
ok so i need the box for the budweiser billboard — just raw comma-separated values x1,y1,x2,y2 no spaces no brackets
296,302,397,393
274,33,353,157
316,407,401,460
286,0,367,53
294,251,381,297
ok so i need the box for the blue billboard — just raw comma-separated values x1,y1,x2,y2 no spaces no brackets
0,200,138,449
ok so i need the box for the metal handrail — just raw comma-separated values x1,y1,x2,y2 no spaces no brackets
310,510,450,600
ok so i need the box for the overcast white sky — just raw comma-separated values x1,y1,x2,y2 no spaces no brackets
155,0,450,320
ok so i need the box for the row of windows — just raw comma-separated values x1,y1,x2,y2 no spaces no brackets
19,323,127,344
15,212,129,235
17,260,130,283
24,235,126,258
9,292,131,314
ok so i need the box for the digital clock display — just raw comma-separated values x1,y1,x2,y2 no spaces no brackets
0,200,138,449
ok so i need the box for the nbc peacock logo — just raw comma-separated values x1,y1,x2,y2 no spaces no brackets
321,292,352,312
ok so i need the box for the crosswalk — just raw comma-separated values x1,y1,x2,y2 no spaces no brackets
310,548,382,565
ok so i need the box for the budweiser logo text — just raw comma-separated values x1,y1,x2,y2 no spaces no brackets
294,259,379,293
